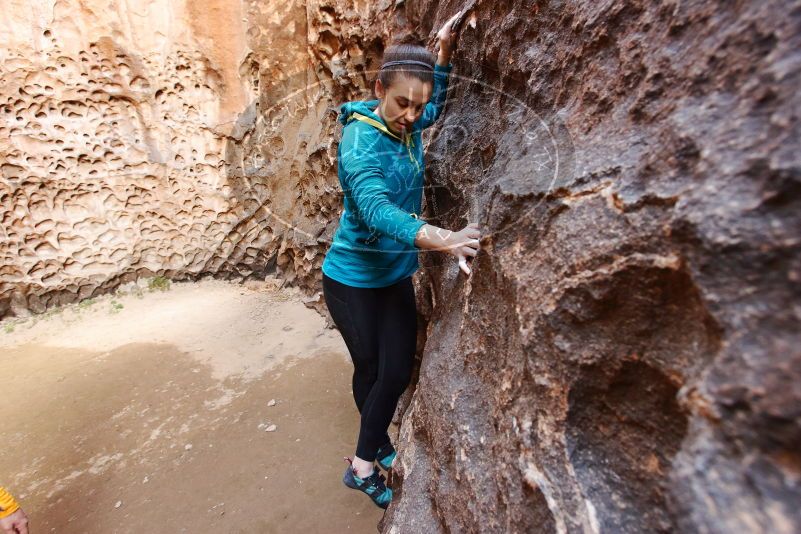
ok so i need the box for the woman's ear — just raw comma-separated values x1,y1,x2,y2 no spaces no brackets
374,79,385,99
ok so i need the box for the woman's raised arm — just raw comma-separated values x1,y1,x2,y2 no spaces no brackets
416,13,461,129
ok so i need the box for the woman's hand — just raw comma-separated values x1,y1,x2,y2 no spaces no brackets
414,222,482,275
436,11,462,64
447,222,481,274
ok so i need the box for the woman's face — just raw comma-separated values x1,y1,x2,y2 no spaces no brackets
374,75,433,135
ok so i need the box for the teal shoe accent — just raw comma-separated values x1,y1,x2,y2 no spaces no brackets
376,442,397,471
342,459,392,509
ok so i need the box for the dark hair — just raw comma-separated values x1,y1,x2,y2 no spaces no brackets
378,38,436,88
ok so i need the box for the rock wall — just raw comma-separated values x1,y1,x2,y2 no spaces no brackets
231,0,396,300
0,0,387,317
0,0,245,315
380,1,801,533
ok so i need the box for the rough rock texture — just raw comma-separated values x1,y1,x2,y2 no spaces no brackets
380,1,801,533
230,0,396,308
0,0,252,315
0,0,388,317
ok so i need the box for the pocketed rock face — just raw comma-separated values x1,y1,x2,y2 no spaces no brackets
382,1,801,533
229,0,395,300
0,0,395,317
0,0,249,316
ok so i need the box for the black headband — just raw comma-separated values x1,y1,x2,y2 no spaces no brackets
380,60,434,71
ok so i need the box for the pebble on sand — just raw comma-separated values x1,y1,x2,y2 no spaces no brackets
265,424,277,432
185,444,193,450
114,501,122,509
267,399,276,406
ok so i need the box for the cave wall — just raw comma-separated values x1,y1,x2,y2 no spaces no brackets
0,0,249,315
0,0,395,317
232,0,397,298
380,1,801,533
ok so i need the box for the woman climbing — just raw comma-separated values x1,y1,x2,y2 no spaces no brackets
321,11,481,510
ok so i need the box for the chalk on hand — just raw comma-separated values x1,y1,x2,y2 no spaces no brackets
459,257,471,275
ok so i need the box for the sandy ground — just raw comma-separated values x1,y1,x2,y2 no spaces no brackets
0,279,390,533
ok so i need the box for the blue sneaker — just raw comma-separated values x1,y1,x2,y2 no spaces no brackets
342,458,392,509
376,442,397,471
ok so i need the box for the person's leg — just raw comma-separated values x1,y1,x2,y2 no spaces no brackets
323,274,379,411
322,274,388,475
355,276,417,463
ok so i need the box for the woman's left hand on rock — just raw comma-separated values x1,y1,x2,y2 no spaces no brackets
437,11,462,57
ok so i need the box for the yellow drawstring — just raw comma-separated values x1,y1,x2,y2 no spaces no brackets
348,112,422,174
347,111,423,223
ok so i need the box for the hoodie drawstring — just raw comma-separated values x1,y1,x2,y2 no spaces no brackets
347,112,422,174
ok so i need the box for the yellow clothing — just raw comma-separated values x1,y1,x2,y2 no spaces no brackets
0,486,20,519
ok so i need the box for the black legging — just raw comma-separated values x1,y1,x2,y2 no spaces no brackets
322,272,417,462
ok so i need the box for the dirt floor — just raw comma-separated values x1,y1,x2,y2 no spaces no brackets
0,279,390,533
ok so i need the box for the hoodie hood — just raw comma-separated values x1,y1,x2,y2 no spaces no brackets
338,100,380,126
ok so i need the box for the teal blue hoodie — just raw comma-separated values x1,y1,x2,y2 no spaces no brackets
322,62,453,287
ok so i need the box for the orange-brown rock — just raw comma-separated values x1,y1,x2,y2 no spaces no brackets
0,0,385,316
381,1,801,533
